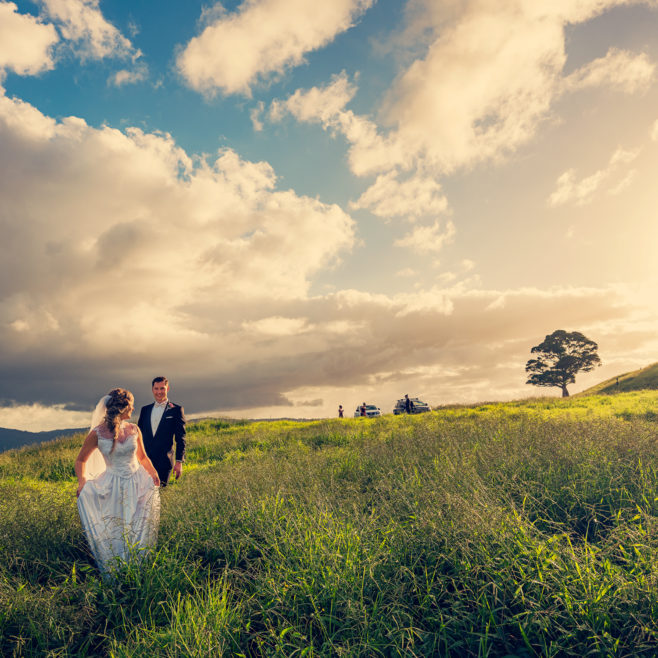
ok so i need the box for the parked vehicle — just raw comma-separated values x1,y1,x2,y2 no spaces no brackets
354,404,382,418
393,397,431,414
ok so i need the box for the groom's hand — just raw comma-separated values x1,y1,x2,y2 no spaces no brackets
173,461,183,479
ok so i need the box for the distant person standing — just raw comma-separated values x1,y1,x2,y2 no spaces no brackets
360,402,367,417
404,394,413,414
338,405,344,418
137,376,186,487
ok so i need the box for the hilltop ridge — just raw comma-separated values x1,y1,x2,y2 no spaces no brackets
579,362,658,396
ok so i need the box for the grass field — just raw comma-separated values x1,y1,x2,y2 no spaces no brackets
1,391,658,656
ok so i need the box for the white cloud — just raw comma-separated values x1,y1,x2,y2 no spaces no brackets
435,272,457,286
198,2,227,29
394,220,456,254
177,0,374,96
324,320,366,334
250,101,265,131
39,0,135,60
549,169,605,207
269,70,358,123
382,2,566,173
243,316,310,336
241,315,364,339
609,147,641,166
607,169,637,195
108,62,148,87
396,268,417,277
564,48,655,94
350,170,449,222
376,2,658,176
650,118,658,141
268,74,409,176
0,2,58,77
548,146,641,207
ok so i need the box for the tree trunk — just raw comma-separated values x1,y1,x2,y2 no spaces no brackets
561,385,570,397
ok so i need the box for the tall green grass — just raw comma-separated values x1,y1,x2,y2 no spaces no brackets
1,393,658,656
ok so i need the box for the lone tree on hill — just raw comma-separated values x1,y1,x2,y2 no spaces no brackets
525,330,601,397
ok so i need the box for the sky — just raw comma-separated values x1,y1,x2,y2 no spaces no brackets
1,0,658,431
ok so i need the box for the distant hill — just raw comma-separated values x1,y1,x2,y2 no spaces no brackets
0,426,84,453
580,362,658,396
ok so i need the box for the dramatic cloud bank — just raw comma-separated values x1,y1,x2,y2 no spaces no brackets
2,84,649,420
1,0,658,429
0,89,356,410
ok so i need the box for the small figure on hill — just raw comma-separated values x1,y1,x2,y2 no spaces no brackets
360,402,367,417
404,394,414,414
75,388,160,576
137,376,186,487
338,405,344,418
525,330,601,397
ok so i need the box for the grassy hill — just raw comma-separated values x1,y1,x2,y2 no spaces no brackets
580,361,658,395
1,394,658,656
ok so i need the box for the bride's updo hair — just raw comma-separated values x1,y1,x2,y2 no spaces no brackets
104,388,134,441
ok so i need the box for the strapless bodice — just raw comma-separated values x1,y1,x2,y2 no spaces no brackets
95,426,140,477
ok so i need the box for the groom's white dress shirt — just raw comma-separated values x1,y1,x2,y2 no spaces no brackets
151,400,168,436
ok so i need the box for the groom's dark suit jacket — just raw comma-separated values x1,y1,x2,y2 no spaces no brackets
138,402,186,486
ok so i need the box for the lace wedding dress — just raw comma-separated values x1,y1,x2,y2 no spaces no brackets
77,421,160,574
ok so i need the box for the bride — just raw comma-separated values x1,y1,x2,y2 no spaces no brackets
75,388,161,575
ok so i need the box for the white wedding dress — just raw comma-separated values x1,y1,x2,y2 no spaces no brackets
77,422,160,575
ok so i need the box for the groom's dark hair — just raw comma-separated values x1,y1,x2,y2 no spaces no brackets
152,376,168,386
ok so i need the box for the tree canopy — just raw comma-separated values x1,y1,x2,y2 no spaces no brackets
525,330,601,397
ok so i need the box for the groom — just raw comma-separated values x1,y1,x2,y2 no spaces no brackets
138,376,186,487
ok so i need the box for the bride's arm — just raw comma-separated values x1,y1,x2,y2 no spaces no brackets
74,430,99,497
135,427,160,486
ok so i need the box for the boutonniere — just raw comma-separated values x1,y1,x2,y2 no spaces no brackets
167,402,174,409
